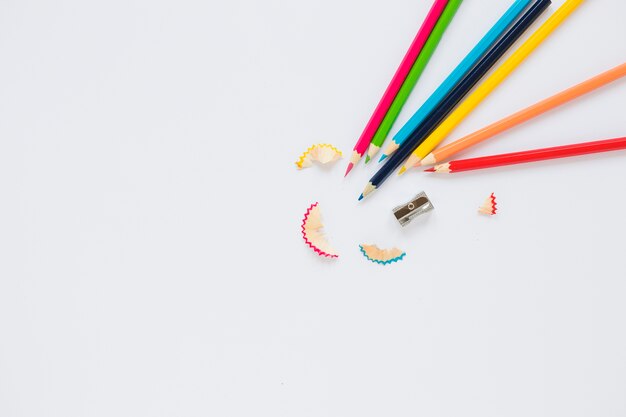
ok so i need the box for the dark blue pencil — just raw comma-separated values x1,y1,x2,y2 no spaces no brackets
358,0,551,200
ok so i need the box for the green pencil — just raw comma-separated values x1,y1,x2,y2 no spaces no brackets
365,0,463,163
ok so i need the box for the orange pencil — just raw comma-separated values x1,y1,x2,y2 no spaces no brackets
420,62,626,165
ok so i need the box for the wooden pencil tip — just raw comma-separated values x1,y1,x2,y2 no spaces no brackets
398,166,407,176
421,154,436,166
344,163,354,177
424,167,435,172
378,154,388,163
359,182,376,200
364,155,371,164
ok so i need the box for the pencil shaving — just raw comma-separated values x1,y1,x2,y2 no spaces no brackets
359,244,405,265
295,144,342,169
301,203,338,258
478,193,498,216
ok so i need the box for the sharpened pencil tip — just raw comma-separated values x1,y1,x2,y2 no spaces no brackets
424,167,435,172
398,166,407,176
364,155,371,164
359,182,376,200
344,163,354,177
379,154,387,162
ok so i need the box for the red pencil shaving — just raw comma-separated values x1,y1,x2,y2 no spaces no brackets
301,202,339,258
478,193,498,216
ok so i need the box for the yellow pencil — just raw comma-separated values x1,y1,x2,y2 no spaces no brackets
399,0,585,174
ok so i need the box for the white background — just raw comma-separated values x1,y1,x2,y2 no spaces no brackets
1,0,625,415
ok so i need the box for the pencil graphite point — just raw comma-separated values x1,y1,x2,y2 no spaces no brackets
424,167,435,172
404,154,420,172
344,163,354,177
345,151,362,177
359,182,377,200
378,154,388,162
382,142,400,158
364,155,371,164
398,166,407,176
366,144,380,163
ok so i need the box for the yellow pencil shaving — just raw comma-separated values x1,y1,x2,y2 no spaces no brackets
295,143,342,169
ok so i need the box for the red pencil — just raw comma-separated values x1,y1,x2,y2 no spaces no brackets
426,137,626,173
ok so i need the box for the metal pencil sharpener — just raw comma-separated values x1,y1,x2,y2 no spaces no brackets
392,192,434,227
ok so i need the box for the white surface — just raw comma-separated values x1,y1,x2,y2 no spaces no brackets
1,0,625,416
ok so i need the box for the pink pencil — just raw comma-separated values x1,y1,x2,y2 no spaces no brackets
345,0,450,177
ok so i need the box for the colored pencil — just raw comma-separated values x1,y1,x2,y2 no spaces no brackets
421,62,626,165
344,0,449,177
358,0,550,201
401,0,586,173
426,136,626,173
378,0,534,162
364,0,463,164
